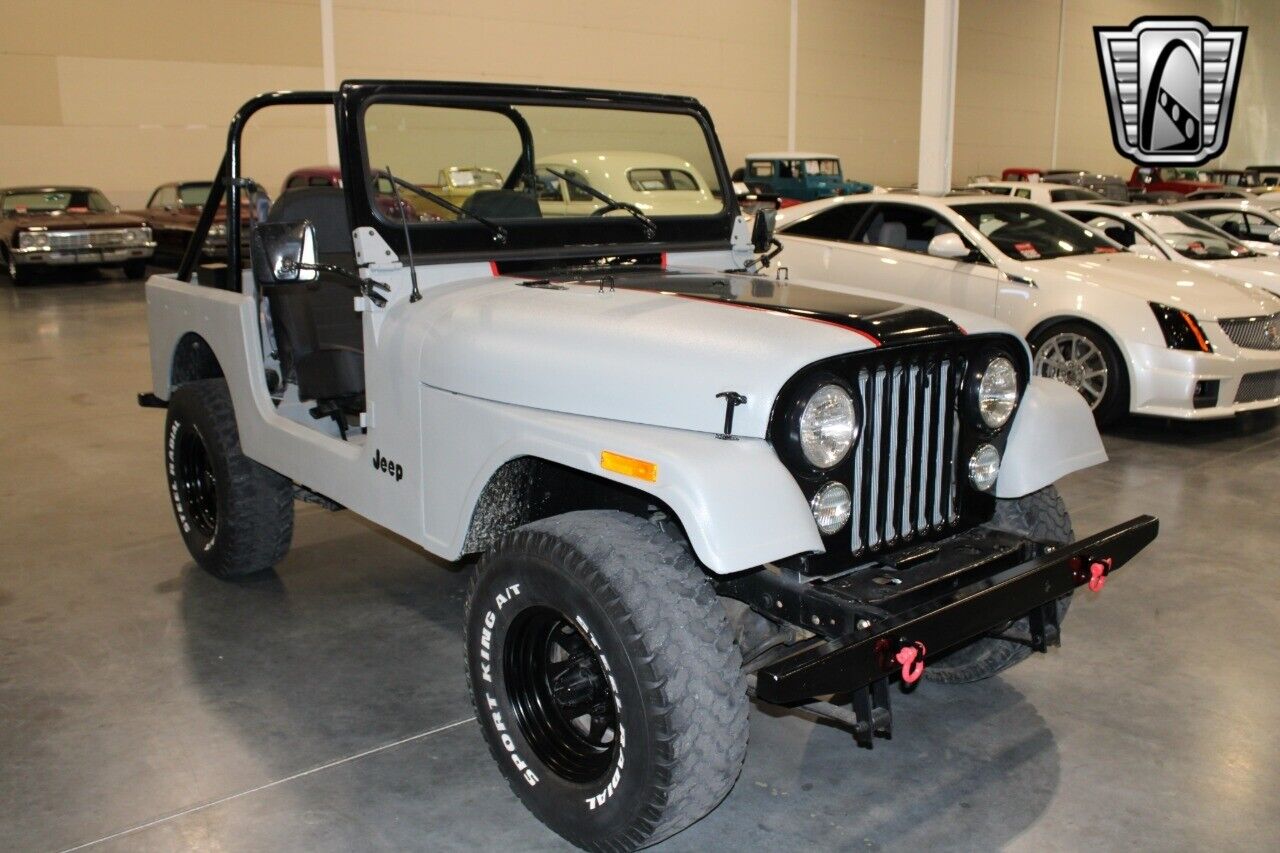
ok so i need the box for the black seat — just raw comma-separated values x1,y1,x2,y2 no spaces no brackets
255,187,364,418
462,189,541,219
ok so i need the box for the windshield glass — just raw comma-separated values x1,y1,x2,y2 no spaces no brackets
3,189,113,214
1134,211,1255,260
952,202,1117,260
362,102,724,224
177,184,215,206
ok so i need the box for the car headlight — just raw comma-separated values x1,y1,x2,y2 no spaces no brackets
1149,302,1212,353
968,444,1001,491
17,231,49,249
810,482,852,535
208,223,227,238
799,384,856,468
977,356,1018,429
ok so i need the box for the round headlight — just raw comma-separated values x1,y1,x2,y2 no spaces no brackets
977,356,1018,429
18,231,48,249
810,482,852,535
799,384,855,469
969,444,1001,491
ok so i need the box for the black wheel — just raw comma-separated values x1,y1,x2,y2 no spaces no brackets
123,259,148,279
1029,321,1128,426
164,379,293,578
465,510,748,851
924,486,1074,684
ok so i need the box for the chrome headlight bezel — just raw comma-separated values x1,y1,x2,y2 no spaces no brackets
976,355,1019,429
796,382,857,470
17,230,49,249
966,349,1024,433
810,481,852,535
208,222,227,238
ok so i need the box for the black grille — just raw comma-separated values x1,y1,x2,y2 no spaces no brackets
1235,369,1280,404
851,352,964,556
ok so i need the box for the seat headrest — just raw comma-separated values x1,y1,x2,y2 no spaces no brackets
267,186,353,254
462,190,541,219
872,220,908,248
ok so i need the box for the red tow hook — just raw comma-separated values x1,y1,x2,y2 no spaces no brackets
895,641,927,685
1088,558,1113,593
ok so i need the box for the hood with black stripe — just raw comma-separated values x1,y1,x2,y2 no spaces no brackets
412,268,1006,438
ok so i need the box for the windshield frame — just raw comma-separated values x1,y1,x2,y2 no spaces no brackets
344,82,737,263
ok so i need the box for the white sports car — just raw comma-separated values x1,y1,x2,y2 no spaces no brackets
1056,202,1280,297
1173,199,1280,256
775,194,1280,422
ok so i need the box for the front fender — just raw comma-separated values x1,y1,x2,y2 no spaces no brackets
995,377,1107,499
420,385,822,574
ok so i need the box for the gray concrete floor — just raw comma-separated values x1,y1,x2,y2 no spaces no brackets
2,272,1277,853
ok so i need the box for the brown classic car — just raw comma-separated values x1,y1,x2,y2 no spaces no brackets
1,186,155,283
134,181,251,264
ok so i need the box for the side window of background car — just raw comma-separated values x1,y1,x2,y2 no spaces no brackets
563,169,593,202
533,169,564,201
781,204,866,241
149,186,177,208
749,161,773,178
1204,211,1247,238
855,205,958,254
1014,188,1032,199
1244,213,1276,239
1083,214,1136,248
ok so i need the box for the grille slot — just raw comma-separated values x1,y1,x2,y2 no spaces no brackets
852,353,962,555
1219,314,1280,351
1235,369,1280,404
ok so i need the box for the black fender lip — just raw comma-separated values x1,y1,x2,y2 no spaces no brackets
753,514,1159,704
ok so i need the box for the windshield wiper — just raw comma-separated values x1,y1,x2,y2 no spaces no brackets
382,173,508,246
542,167,657,240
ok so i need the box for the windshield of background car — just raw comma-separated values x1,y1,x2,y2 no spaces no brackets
2,190,113,214
362,102,724,224
951,202,1117,260
1134,211,1255,260
178,184,216,206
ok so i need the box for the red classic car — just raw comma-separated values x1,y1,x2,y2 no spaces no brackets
133,181,252,264
1128,166,1219,196
1,186,155,283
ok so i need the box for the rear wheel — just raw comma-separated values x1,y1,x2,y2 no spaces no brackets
465,510,748,851
924,486,1074,684
1030,322,1127,426
164,379,293,578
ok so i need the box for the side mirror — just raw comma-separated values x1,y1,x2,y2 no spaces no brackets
1269,226,1280,245
927,232,974,260
751,208,776,253
251,220,318,283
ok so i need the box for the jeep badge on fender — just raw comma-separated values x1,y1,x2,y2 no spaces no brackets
371,449,402,482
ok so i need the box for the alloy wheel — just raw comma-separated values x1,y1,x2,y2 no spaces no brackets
1034,332,1109,410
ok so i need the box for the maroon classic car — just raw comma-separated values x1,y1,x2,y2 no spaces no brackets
134,181,252,263
1,186,155,283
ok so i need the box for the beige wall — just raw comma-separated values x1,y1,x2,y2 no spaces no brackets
0,0,1274,205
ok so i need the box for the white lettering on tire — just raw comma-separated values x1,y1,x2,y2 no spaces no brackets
167,420,190,534
575,613,627,812
477,583,538,786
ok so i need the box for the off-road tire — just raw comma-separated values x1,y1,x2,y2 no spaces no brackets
1029,321,1128,427
464,510,748,851
122,259,148,279
924,486,1074,684
164,379,293,578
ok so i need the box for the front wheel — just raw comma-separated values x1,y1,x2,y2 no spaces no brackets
464,511,748,851
1029,322,1128,426
924,486,1074,684
122,259,148,279
164,379,294,578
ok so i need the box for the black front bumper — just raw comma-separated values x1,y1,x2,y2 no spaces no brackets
727,515,1158,705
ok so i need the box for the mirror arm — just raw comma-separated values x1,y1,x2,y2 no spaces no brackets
286,260,392,308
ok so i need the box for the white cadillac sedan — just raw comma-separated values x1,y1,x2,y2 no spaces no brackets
1056,202,1280,297
775,194,1280,423
1173,199,1280,256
